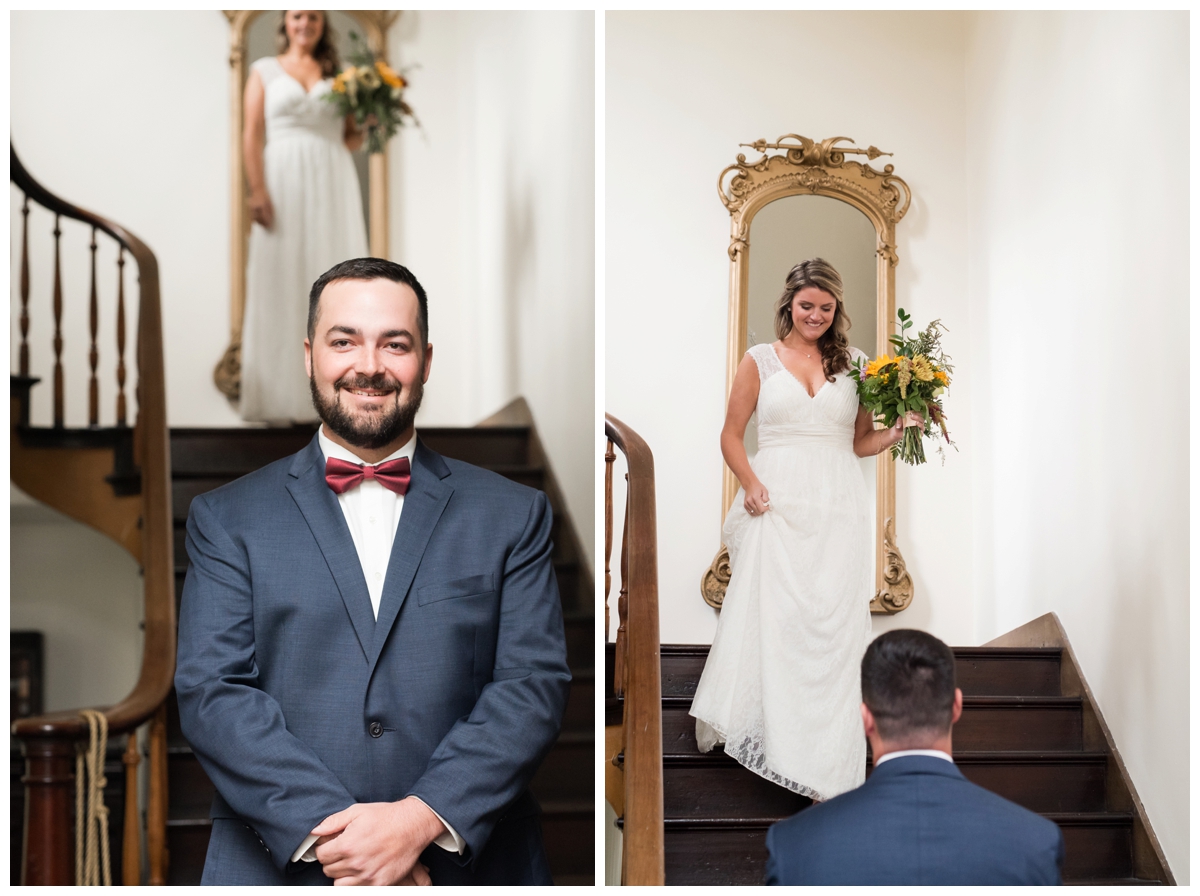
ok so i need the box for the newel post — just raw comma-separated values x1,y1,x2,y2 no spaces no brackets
19,736,76,885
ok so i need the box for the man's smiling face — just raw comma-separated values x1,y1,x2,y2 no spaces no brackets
304,277,433,455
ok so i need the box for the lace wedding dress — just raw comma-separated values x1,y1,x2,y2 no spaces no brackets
690,342,874,801
239,56,369,423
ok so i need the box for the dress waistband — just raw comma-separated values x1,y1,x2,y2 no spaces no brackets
756,424,852,450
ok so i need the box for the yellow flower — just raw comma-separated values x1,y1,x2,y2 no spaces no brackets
332,72,347,94
934,369,949,385
865,355,895,377
912,354,935,382
376,60,405,89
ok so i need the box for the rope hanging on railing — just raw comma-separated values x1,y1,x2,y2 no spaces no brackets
75,709,112,886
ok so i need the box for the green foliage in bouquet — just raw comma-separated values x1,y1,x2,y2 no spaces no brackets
850,309,956,466
326,33,417,154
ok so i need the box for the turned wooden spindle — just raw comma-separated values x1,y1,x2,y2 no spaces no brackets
52,214,64,427
115,247,127,427
88,227,99,426
604,439,615,640
122,734,141,885
614,475,629,698
147,704,168,886
20,194,30,376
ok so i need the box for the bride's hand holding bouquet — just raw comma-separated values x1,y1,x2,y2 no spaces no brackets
851,309,956,466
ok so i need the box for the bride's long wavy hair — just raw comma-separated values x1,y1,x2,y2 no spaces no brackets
277,11,341,78
774,257,853,382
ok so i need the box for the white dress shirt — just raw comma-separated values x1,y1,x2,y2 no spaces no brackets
872,748,954,766
291,428,464,863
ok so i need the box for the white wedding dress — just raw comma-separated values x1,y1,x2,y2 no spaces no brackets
690,342,874,801
239,56,369,423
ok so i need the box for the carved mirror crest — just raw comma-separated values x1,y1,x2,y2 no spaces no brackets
701,135,913,615
215,10,399,401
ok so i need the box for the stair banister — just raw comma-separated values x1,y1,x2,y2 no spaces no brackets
10,144,176,884
604,413,665,885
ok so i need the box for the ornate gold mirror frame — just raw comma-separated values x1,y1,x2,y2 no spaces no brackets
215,10,399,400
701,134,913,614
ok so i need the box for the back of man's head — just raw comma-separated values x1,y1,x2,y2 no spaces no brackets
861,629,957,742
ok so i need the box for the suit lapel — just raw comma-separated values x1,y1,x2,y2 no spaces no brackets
285,436,375,663
370,438,453,667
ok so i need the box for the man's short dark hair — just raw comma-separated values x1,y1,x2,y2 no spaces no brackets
307,257,429,344
861,629,957,741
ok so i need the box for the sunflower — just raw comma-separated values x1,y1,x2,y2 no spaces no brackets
911,354,935,382
865,355,895,377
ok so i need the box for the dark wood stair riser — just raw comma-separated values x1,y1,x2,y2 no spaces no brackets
658,647,1063,699
660,702,1084,755
952,702,1083,752
663,819,1135,884
561,674,594,731
1059,818,1134,880
166,750,217,819
540,808,594,877
530,735,594,803
952,759,1107,814
664,826,768,886
664,755,1107,818
665,764,811,819
165,820,212,886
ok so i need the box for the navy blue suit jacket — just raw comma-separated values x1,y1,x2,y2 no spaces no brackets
174,435,571,885
765,755,1064,885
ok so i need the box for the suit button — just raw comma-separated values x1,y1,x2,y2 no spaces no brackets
369,721,383,738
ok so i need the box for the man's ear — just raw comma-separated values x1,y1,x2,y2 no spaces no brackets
304,339,313,378
860,702,877,739
422,343,433,383
951,688,963,725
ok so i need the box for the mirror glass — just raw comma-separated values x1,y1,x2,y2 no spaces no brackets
244,10,372,235
744,193,878,579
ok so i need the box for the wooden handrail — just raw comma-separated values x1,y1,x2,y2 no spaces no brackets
605,413,664,885
10,144,176,883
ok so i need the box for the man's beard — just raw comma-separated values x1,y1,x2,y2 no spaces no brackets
309,371,423,451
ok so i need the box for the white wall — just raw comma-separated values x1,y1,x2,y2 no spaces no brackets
606,11,974,646
965,11,1189,881
389,11,595,564
10,488,144,712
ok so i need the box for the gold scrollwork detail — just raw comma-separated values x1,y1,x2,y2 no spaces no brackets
701,545,731,609
717,134,911,225
870,518,913,614
876,242,899,267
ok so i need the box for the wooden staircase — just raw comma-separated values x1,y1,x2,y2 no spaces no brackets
607,642,1172,885
164,422,594,885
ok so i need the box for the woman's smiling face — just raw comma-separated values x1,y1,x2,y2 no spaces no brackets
790,286,837,341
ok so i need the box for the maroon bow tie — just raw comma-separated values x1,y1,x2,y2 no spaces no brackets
325,456,412,495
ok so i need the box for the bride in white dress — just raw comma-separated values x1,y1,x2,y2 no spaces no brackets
240,10,369,423
690,258,917,801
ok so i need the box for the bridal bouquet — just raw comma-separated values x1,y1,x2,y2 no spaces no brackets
851,309,955,465
327,33,417,154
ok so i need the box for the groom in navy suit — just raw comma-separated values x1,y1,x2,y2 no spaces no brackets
766,629,1063,885
175,258,570,885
